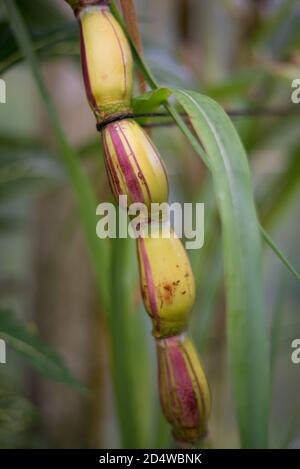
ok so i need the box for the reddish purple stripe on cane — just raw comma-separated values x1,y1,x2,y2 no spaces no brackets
79,20,97,111
102,131,120,199
109,123,144,203
163,338,183,429
102,127,122,199
182,345,206,422
118,122,152,205
138,237,160,329
169,338,200,428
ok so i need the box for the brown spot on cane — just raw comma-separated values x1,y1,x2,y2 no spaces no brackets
162,282,177,305
182,291,186,295
157,282,175,308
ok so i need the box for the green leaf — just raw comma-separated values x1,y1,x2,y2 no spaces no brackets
132,88,171,114
172,89,271,448
0,310,86,393
270,277,286,377
260,227,300,283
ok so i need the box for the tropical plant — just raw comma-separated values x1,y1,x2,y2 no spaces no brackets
0,0,299,449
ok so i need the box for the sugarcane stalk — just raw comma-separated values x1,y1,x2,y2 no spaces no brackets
65,0,211,445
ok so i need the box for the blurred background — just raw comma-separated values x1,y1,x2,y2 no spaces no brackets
0,0,300,448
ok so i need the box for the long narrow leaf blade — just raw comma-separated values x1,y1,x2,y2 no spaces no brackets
173,89,270,448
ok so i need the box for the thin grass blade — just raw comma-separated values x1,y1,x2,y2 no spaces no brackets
172,89,271,448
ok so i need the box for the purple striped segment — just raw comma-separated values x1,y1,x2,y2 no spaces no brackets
118,123,152,205
79,21,97,111
109,122,144,203
102,129,122,199
101,120,168,208
156,334,210,443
